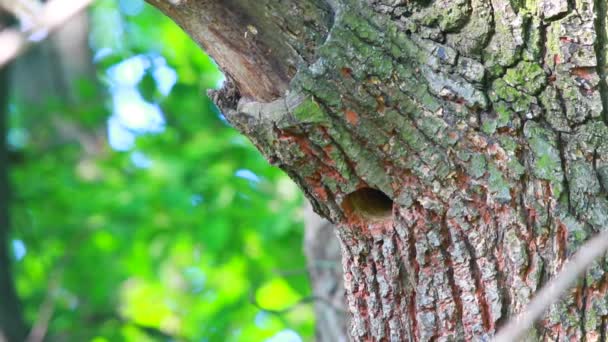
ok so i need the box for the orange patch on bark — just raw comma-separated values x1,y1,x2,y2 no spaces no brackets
314,185,328,201
556,220,568,264
323,145,334,154
340,67,353,78
376,96,386,113
447,131,459,141
344,109,359,125
570,67,596,80
305,173,329,202
553,54,561,65
599,273,608,294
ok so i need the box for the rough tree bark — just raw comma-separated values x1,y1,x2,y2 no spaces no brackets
149,0,608,340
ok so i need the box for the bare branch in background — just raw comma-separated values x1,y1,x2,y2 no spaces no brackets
0,0,94,68
248,290,347,316
493,228,608,342
25,272,62,342
0,0,43,31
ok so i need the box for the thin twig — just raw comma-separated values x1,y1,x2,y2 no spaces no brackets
493,228,608,342
273,261,342,277
0,0,94,68
25,273,61,342
248,289,347,315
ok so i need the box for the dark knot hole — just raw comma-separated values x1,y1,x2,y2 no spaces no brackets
342,188,394,220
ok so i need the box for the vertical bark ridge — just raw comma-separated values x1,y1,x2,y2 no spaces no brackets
439,212,466,337
594,0,608,124
443,206,485,340
581,276,589,340
338,221,411,340
600,314,607,341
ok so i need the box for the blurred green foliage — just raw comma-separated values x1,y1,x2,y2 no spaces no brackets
7,1,313,340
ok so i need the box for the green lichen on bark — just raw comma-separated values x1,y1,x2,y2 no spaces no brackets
503,61,547,95
292,98,327,124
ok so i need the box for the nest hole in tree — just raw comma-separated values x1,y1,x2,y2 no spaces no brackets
341,187,394,221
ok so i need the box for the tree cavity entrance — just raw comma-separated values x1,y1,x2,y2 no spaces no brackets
342,188,394,221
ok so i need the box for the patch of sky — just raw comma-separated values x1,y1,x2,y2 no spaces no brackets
209,103,229,125
235,169,261,183
28,30,48,43
6,104,28,150
105,54,177,151
204,60,230,125
230,135,250,146
183,267,206,293
12,239,26,261
7,128,29,149
130,151,152,168
265,330,303,342
93,47,113,62
152,57,178,96
107,55,149,86
190,194,204,206
112,88,164,132
118,0,145,16
217,112,229,124
215,72,226,90
254,311,270,328
107,116,135,151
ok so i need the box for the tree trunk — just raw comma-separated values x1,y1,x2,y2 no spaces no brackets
0,10,97,342
11,11,96,107
0,23,28,342
304,201,349,341
149,0,608,340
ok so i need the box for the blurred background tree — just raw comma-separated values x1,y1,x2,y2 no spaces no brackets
0,1,328,340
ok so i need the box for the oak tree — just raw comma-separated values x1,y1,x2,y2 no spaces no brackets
149,0,608,340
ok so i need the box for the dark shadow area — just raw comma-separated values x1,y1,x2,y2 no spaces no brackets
342,187,394,221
